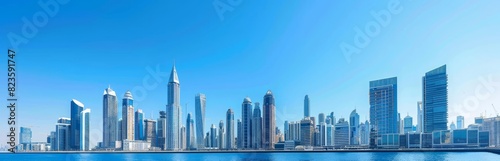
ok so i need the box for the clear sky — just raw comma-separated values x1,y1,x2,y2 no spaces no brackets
1,1,500,147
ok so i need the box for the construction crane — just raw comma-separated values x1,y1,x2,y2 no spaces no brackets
493,104,499,117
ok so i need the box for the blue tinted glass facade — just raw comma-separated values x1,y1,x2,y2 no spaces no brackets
70,99,84,150
468,130,478,144
369,77,398,135
423,65,448,133
452,129,467,144
135,110,144,140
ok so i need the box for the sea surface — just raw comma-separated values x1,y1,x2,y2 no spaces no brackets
0,152,499,161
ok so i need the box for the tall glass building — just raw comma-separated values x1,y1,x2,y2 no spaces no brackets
20,127,32,151
167,65,181,150
350,109,360,145
241,97,253,149
417,101,424,133
404,115,413,133
103,87,118,149
252,102,262,149
186,113,195,149
263,90,276,150
157,111,167,150
369,77,398,135
135,109,144,141
423,65,448,133
195,93,206,149
218,120,225,149
457,116,464,129
70,99,84,150
304,95,310,118
55,117,71,151
122,91,135,141
80,108,90,151
226,108,235,150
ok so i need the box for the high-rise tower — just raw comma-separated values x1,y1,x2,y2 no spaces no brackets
167,64,182,150
263,90,276,150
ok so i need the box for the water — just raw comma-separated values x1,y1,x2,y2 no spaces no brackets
0,152,499,161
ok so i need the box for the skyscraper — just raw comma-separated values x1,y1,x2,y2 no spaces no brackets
186,113,195,149
369,77,398,135
349,109,360,145
157,111,167,150
70,99,84,150
300,118,314,146
304,95,310,118
210,124,217,148
135,109,144,141
404,115,413,133
80,108,90,151
167,64,182,150
218,120,225,150
241,97,253,149
334,118,349,148
284,121,289,141
252,102,262,149
417,101,424,133
144,119,157,147
121,91,135,141
263,90,276,150
103,87,118,149
55,118,71,151
236,119,242,149
180,126,187,150
226,108,235,150
20,127,32,151
450,122,456,130
423,65,448,133
195,93,206,149
457,116,464,129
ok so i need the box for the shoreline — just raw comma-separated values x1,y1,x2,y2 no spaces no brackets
3,148,500,155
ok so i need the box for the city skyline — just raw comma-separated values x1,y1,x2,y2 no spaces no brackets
2,1,500,147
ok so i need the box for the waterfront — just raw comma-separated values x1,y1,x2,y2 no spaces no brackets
1,152,499,161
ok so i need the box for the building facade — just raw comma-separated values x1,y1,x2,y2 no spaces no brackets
369,77,398,135
423,65,448,133
263,90,276,149
70,99,84,150
195,93,206,149
80,109,90,151
103,87,118,149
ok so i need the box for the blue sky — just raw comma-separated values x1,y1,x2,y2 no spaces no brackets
1,1,500,147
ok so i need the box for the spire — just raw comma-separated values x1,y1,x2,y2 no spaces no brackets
169,64,180,84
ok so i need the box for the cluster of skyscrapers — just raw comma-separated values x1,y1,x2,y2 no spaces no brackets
16,64,500,151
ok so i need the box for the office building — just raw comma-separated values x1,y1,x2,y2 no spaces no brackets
103,86,118,149
80,108,90,151
219,120,225,150
55,118,71,151
226,108,235,150
242,97,253,149
300,118,314,146
252,102,263,149
350,109,360,145
335,118,350,148
404,115,413,133
195,93,206,149
20,127,32,151
457,116,464,129
157,111,167,150
166,64,181,150
70,99,84,150
144,119,157,148
417,101,423,133
304,95,310,118
121,91,135,142
263,90,276,149
423,65,448,133
186,113,195,149
237,119,242,149
135,109,145,141
370,77,398,135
